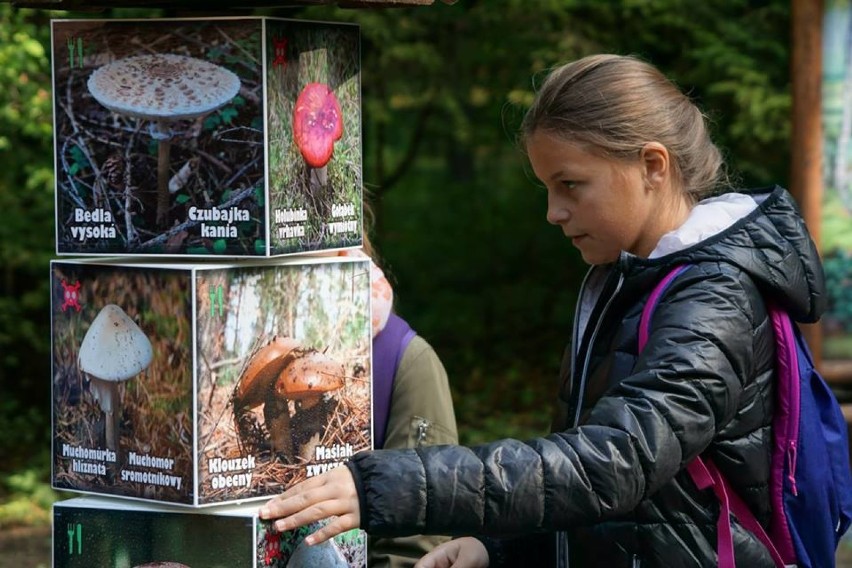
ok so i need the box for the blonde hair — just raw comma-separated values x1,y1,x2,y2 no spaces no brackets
521,54,726,201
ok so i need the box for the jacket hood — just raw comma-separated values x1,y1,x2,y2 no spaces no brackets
620,185,826,323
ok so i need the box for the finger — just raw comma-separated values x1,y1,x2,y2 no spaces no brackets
260,487,325,520
414,551,438,568
274,493,358,532
302,513,359,546
413,553,440,568
415,544,456,568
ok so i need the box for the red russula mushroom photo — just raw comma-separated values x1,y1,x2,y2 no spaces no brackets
293,82,343,188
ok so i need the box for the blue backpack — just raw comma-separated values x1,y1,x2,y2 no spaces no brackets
640,265,852,567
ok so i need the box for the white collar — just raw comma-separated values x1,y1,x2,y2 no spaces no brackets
649,192,759,259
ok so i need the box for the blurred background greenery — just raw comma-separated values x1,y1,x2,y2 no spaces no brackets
0,0,798,528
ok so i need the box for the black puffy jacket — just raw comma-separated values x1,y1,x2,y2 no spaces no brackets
347,186,826,567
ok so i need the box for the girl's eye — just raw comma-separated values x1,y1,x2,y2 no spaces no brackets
561,180,577,190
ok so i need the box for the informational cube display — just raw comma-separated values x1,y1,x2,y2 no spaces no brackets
54,496,368,567
51,17,362,257
51,256,372,506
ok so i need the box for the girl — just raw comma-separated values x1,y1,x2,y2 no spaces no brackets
259,54,826,568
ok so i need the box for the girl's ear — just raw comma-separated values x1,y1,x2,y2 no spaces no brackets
640,142,670,190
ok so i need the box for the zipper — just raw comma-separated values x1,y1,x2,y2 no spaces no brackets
559,269,623,568
568,268,594,399
631,554,641,568
571,272,625,427
555,530,568,568
557,264,593,568
780,314,801,495
559,267,627,567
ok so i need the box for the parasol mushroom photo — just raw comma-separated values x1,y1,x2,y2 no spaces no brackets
87,53,241,227
292,82,343,192
77,303,153,453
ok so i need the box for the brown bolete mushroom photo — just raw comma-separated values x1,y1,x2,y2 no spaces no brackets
232,337,345,458
87,53,241,227
292,82,343,190
77,303,153,452
195,261,371,504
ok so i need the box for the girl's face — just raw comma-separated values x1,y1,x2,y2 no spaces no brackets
526,130,662,265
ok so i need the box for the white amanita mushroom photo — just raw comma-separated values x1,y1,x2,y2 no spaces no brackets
87,53,241,227
78,304,153,452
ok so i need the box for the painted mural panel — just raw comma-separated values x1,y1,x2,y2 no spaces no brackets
823,0,852,361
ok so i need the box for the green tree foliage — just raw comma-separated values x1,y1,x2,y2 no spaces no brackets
0,5,55,471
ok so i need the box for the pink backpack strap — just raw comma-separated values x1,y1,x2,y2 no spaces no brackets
766,306,800,564
637,265,691,351
641,266,788,568
688,458,787,567
687,459,736,567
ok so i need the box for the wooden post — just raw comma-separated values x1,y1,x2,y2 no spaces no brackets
790,0,824,367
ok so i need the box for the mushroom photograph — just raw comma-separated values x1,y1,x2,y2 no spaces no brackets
77,303,153,455
52,19,264,255
51,262,194,504
266,20,362,254
257,520,366,568
86,53,242,229
53,503,254,568
195,259,371,505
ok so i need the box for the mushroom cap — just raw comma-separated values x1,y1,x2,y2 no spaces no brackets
292,82,344,168
78,304,153,381
87,54,241,121
233,337,302,410
274,350,345,400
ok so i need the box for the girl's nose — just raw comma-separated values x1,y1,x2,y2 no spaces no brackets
546,191,570,225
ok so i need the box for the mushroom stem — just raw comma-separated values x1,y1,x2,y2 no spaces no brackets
105,407,119,452
309,165,328,188
89,376,120,450
156,136,172,227
263,396,294,457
